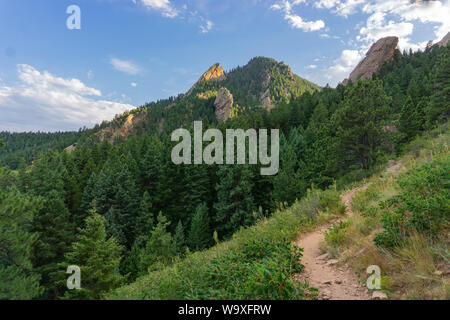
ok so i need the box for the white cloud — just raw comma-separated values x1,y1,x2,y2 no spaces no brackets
335,0,367,17
285,14,325,31
140,0,178,18
306,64,318,69
363,0,450,41
314,0,341,9
110,58,141,75
271,0,325,32
327,49,363,85
200,20,213,33
313,0,367,17
359,12,414,43
0,65,134,131
131,82,137,87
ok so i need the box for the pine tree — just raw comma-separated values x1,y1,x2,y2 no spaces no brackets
140,212,175,271
303,102,338,187
214,165,255,239
134,191,154,244
399,95,425,140
188,203,211,251
141,140,162,195
61,210,124,300
426,48,450,126
29,152,75,298
173,220,186,255
60,152,82,222
0,187,43,299
182,164,212,228
86,155,140,248
333,80,391,170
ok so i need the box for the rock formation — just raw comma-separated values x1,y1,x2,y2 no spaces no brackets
259,72,273,111
199,63,226,82
187,63,226,96
435,32,450,48
214,87,233,122
344,36,399,85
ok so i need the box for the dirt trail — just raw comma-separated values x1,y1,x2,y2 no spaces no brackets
294,185,372,300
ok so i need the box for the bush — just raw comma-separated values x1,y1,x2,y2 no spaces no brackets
325,221,350,247
374,154,450,247
186,238,306,299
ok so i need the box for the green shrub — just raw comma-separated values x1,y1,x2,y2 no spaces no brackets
325,221,350,247
374,154,450,247
188,238,306,300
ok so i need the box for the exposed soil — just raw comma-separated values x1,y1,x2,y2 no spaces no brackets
293,185,372,300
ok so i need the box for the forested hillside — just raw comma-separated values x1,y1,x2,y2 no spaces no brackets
80,57,320,144
0,42,448,300
0,131,80,169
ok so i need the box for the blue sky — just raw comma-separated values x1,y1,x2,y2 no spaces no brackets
0,0,449,131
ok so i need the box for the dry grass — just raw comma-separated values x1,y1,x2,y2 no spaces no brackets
323,126,450,300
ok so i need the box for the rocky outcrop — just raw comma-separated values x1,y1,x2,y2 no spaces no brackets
95,111,147,143
259,72,273,111
199,63,226,82
187,63,226,96
344,36,399,85
278,61,295,81
64,144,76,153
435,32,450,47
214,87,233,122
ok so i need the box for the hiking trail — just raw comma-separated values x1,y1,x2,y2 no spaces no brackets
293,184,372,300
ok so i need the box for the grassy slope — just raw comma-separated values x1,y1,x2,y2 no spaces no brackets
322,124,449,299
106,187,345,299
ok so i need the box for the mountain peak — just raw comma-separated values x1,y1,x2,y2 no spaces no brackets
199,63,226,82
186,63,226,96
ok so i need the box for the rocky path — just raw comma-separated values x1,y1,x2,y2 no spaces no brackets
294,185,372,300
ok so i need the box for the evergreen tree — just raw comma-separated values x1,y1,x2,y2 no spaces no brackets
140,212,175,271
173,220,186,255
29,152,75,298
182,164,212,228
87,155,140,248
333,80,391,169
134,191,154,244
426,48,450,126
0,187,43,299
188,203,211,251
399,95,425,140
61,210,124,300
214,165,256,239
303,102,339,187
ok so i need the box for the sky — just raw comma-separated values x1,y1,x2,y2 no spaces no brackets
0,0,449,132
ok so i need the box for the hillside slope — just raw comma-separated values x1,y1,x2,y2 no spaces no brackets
106,124,448,300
